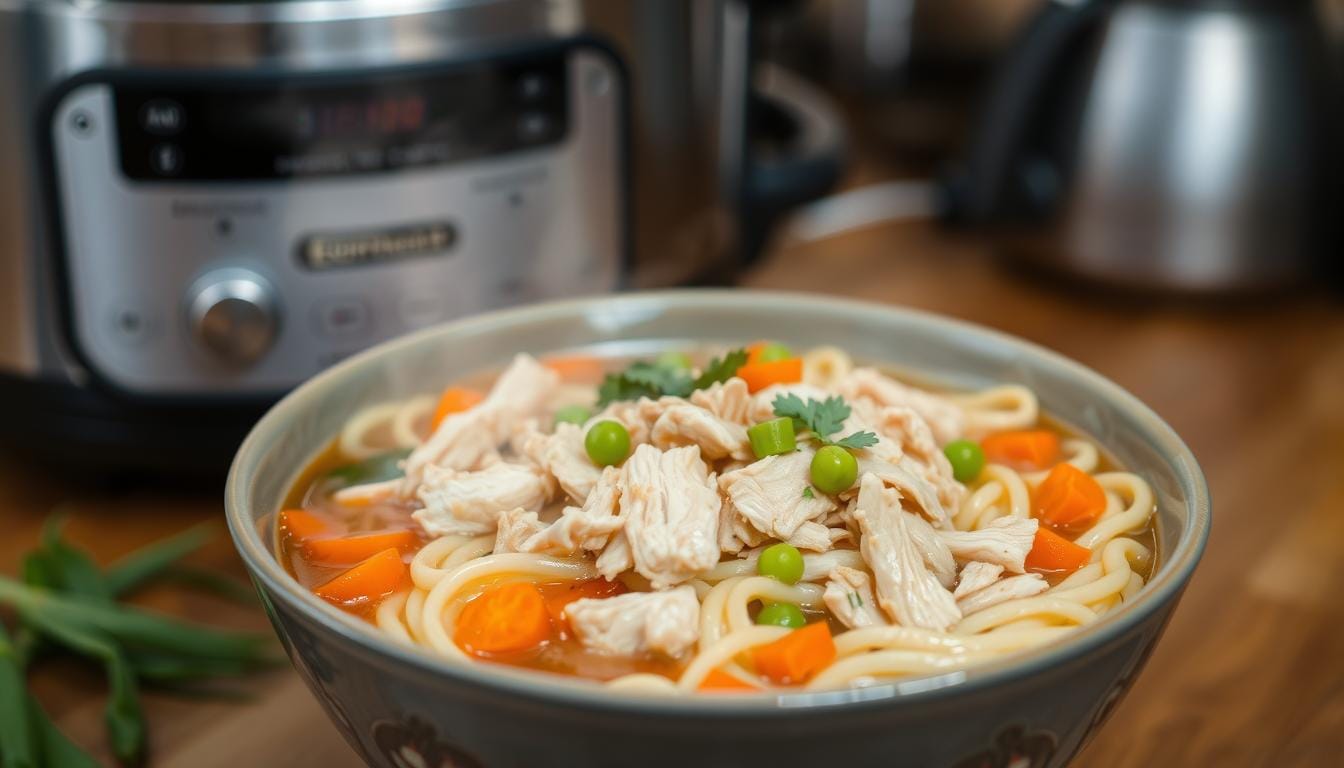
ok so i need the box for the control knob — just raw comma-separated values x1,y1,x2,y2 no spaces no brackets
185,269,278,366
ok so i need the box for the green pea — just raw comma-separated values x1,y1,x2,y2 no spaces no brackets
757,542,804,584
584,420,631,467
755,602,806,629
747,417,797,459
755,343,793,363
810,445,858,494
943,439,986,483
655,350,694,371
553,404,592,427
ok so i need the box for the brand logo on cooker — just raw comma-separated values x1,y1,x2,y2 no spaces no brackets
298,222,456,269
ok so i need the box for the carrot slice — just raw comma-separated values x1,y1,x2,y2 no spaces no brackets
752,622,836,685
430,386,485,430
455,582,554,656
304,530,419,567
541,579,628,633
736,358,803,394
980,430,1061,470
542,355,607,383
313,548,407,606
1034,463,1107,531
1025,528,1091,574
698,668,761,692
279,509,338,543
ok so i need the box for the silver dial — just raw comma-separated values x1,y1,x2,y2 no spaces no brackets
186,269,278,366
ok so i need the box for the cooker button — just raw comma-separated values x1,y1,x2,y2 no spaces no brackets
186,270,278,366
517,113,553,143
518,73,550,101
107,304,158,347
313,298,371,337
150,143,183,176
140,100,185,135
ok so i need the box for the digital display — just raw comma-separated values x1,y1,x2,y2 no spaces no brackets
113,52,568,181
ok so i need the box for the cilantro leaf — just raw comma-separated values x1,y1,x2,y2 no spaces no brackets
833,431,879,450
597,362,692,406
772,394,879,450
802,487,815,499
772,394,850,439
692,348,749,390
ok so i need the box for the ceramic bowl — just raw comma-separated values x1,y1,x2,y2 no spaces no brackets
226,290,1210,768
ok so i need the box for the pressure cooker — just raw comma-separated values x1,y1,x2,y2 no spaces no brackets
0,0,843,472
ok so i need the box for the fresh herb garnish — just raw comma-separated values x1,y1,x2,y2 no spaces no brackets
692,348,749,390
802,487,816,499
597,348,748,407
0,517,276,766
771,394,879,450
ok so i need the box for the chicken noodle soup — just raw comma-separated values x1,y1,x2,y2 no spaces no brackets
279,343,1157,693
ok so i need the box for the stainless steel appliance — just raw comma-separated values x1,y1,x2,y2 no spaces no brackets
948,0,1339,292
0,0,842,471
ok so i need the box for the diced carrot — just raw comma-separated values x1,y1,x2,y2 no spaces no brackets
980,430,1061,470
304,530,419,567
541,579,628,633
1025,528,1091,574
698,667,761,692
430,386,485,430
313,548,407,606
542,355,607,384
745,341,774,366
736,358,803,394
752,622,836,685
1034,463,1107,531
454,582,554,656
279,509,338,543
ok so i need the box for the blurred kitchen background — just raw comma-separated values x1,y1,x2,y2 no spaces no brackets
0,0,1341,477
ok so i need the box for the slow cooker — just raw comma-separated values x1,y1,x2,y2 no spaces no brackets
0,0,843,472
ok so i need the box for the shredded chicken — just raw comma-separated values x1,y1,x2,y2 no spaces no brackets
588,397,676,448
689,378,752,425
650,404,753,461
413,461,553,537
823,566,888,629
512,421,602,503
719,450,836,543
956,573,1048,615
903,510,958,589
565,585,700,657
839,368,964,445
938,517,1039,573
401,354,558,492
851,401,965,510
514,466,624,556
614,445,722,589
595,528,633,581
847,455,950,528
493,507,546,554
954,561,1005,599
851,473,961,631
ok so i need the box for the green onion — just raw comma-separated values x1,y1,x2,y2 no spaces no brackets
104,524,213,597
0,623,35,768
747,417,797,459
326,448,411,486
20,609,144,765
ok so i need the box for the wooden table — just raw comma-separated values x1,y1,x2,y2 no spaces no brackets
4,221,1343,767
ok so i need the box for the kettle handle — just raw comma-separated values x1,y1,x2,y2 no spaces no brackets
945,0,1112,222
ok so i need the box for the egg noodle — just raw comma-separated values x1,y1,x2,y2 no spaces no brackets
304,347,1155,694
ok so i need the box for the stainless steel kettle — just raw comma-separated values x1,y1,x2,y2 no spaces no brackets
948,0,1340,292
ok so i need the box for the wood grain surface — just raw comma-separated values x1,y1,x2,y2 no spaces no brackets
4,221,1342,767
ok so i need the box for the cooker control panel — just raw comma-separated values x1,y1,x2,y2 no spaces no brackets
48,44,625,397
